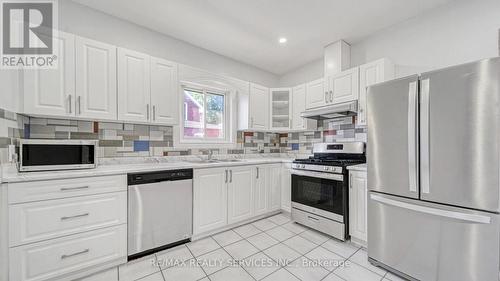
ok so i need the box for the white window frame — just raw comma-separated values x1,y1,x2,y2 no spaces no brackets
179,82,232,145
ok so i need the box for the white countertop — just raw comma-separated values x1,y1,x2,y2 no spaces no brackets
1,157,296,183
347,164,367,172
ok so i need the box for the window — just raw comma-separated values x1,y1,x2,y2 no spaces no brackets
182,87,227,142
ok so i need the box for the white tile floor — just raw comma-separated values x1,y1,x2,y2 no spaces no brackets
118,213,400,281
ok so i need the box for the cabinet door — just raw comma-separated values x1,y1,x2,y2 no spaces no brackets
193,168,228,235
150,57,178,124
332,67,359,104
227,166,254,224
117,48,151,123
358,59,394,126
253,166,268,216
280,164,292,212
24,31,75,117
249,83,269,129
291,84,306,130
75,37,117,120
349,171,368,244
267,164,281,211
270,88,291,129
305,78,326,109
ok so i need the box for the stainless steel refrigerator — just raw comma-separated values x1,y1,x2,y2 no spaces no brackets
367,58,500,281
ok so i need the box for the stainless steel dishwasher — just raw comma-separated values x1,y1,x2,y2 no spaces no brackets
127,169,193,260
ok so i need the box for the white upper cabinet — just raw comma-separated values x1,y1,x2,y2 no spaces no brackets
291,84,306,130
291,84,316,130
150,57,178,125
270,88,291,130
117,48,151,123
329,67,359,104
249,83,269,130
358,58,394,126
305,78,326,109
23,31,75,117
75,37,117,120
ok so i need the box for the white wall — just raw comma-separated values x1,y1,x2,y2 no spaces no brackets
279,0,500,86
58,1,278,87
278,58,323,87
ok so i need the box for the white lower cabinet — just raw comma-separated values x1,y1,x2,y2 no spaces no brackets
193,168,228,235
349,170,368,245
280,163,292,213
227,166,254,224
7,175,128,281
193,164,284,236
267,164,282,212
9,225,127,281
9,192,127,247
253,166,268,216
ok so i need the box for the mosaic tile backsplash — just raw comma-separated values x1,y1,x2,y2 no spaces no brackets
0,108,366,162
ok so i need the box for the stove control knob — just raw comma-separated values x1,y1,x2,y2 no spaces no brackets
323,167,328,171
301,165,305,168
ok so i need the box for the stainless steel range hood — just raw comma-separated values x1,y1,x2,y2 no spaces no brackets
301,101,358,120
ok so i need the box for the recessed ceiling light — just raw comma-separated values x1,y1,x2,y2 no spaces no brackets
279,37,287,44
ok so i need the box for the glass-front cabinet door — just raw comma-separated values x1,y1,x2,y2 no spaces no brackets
270,88,291,129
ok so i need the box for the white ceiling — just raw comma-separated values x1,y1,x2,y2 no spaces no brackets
72,0,455,75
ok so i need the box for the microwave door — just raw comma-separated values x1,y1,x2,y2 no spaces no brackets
367,75,419,199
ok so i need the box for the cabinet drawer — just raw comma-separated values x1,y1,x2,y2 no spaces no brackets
8,175,127,204
9,225,127,281
10,192,127,246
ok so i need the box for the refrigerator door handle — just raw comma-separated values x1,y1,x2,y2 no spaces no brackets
370,194,491,224
408,81,418,193
420,78,431,194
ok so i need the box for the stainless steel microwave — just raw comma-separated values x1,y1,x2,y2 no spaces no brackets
18,139,98,172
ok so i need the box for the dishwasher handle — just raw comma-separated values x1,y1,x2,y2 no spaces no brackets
128,169,193,185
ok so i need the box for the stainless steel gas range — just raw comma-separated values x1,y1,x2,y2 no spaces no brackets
291,142,365,241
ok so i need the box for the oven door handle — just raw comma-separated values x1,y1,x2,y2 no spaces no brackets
291,170,344,181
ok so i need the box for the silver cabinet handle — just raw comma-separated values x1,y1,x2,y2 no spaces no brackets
60,186,89,191
420,78,430,194
68,95,72,114
229,170,233,183
349,174,353,188
153,105,156,121
324,91,328,103
225,170,228,183
61,213,89,221
408,81,418,193
329,90,333,102
256,167,259,179
146,104,150,120
61,249,89,259
251,117,254,127
77,96,81,115
370,194,491,224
